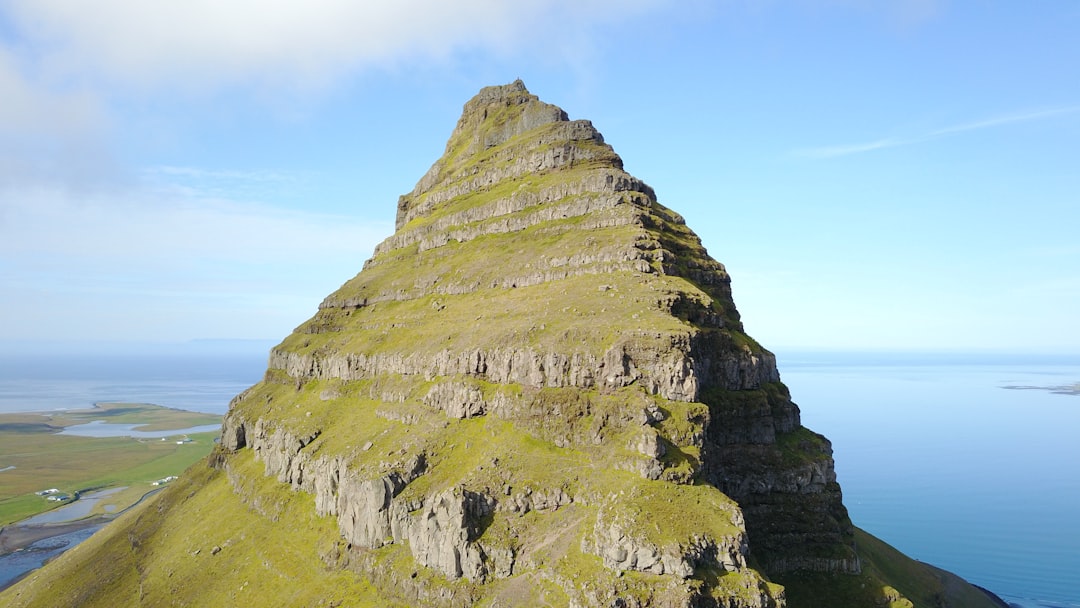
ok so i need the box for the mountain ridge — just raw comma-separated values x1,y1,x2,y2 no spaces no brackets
1,81,1002,608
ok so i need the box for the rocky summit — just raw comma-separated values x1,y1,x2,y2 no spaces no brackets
1,82,1002,608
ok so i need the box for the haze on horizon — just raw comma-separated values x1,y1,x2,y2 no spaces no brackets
2,1,1078,354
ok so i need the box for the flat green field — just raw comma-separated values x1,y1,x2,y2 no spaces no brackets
0,403,221,526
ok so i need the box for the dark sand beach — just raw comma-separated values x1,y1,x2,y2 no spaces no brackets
0,516,110,556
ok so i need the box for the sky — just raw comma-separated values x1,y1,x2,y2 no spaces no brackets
1,0,1078,354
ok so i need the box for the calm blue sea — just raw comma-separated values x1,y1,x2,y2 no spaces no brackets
0,351,267,416
779,351,1080,607
0,347,1076,604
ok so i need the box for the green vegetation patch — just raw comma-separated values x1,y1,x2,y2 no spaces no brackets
774,426,832,468
413,110,620,214
70,402,221,431
228,370,774,599
0,451,390,608
600,478,744,548
329,212,648,313
774,527,1002,608
285,270,712,374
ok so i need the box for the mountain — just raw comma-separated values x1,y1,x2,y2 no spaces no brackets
1,81,1002,608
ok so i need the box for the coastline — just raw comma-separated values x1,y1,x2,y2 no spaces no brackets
0,487,165,592
0,485,165,556
0,400,221,418
0,517,110,556
974,585,1012,608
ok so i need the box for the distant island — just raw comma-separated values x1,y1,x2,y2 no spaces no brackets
1001,382,1080,396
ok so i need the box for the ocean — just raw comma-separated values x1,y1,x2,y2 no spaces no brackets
0,351,267,416
779,351,1080,607
0,347,1076,605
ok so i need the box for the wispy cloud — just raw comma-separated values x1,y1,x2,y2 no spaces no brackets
0,186,388,263
2,0,671,91
1025,243,1080,258
0,184,394,341
141,166,304,200
0,0,674,188
796,106,1080,159
0,47,116,190
145,166,297,182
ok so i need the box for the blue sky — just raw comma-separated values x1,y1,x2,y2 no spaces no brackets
1,1,1078,353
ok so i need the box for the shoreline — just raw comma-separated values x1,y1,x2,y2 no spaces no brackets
0,487,166,593
0,487,167,593
0,519,109,593
974,585,1011,608
0,516,111,556
0,400,223,417
1,486,164,557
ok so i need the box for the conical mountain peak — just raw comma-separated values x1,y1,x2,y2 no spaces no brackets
458,79,556,127
0,83,1006,608
449,79,574,156
396,80,616,229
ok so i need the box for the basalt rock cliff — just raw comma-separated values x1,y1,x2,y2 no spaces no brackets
1,82,1003,608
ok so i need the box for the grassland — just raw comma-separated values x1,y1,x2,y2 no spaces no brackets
0,453,391,608
0,403,221,525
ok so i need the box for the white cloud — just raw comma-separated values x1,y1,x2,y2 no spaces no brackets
0,49,100,135
796,106,1080,159
4,0,670,91
0,0,672,189
928,107,1080,137
794,137,903,159
0,0,679,341
1,184,388,264
140,166,305,202
0,182,393,340
0,47,114,188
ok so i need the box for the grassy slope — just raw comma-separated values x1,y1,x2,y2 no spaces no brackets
775,528,1001,608
232,376,745,551
2,448,1004,608
0,451,389,608
2,445,769,607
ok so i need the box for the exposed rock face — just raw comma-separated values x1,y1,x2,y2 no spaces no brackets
216,80,858,606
